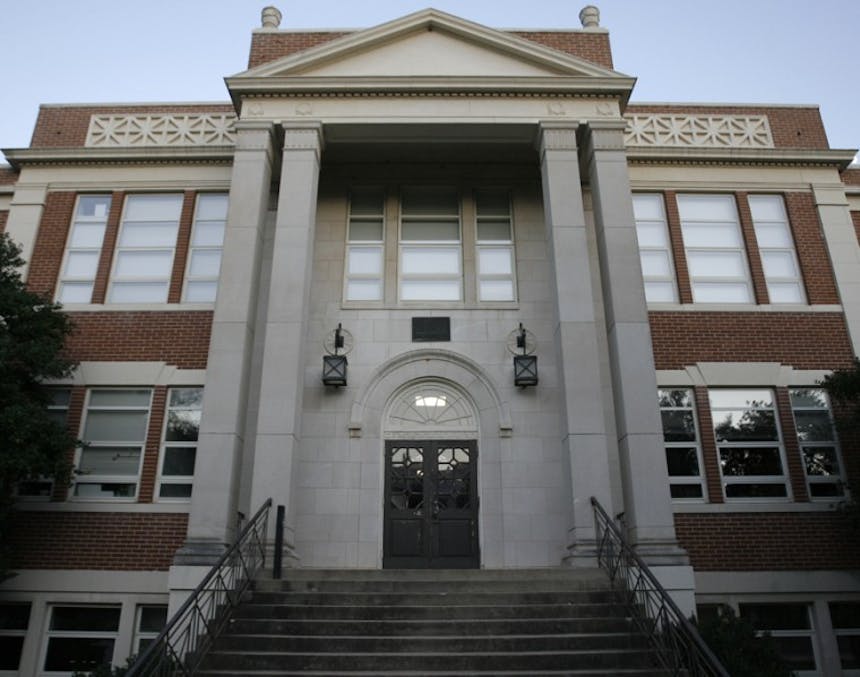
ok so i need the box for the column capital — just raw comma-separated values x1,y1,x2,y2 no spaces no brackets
535,121,581,155
233,120,276,160
582,120,628,154
282,121,324,154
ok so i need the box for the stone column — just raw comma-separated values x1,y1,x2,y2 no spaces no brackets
536,122,615,565
174,120,276,564
4,181,48,278
812,183,860,356
582,121,692,606
249,122,324,563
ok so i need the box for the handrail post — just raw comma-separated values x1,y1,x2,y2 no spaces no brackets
273,504,285,579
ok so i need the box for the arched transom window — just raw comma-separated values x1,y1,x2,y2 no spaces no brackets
384,381,477,437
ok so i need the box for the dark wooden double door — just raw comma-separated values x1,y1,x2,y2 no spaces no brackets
383,440,479,569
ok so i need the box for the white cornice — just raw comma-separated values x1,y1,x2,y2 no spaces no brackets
2,146,235,169
627,146,856,170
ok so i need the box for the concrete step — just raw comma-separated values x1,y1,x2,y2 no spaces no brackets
247,589,616,606
197,670,673,676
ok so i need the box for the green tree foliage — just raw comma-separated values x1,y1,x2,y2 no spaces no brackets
696,606,794,677
0,233,78,575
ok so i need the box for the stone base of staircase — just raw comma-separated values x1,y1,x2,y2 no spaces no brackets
197,568,670,676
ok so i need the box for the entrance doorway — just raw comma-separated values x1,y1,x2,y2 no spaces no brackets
383,440,479,569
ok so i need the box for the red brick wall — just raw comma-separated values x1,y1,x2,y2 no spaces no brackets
30,104,235,149
784,193,840,304
735,192,769,304
649,312,854,370
852,211,860,245
26,192,76,296
247,30,613,70
674,512,860,570
0,167,18,184
626,104,829,150
841,168,860,186
139,387,168,503
7,512,188,570
168,192,196,304
64,312,212,369
0,211,8,233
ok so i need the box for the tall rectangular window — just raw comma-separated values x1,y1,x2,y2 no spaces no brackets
43,606,120,673
633,194,677,302
677,194,753,303
710,389,789,499
790,388,845,498
749,195,805,304
345,189,385,301
74,389,152,499
475,190,516,302
157,387,202,501
58,195,111,304
739,603,819,673
830,601,860,671
133,605,167,654
399,188,461,301
0,603,31,672
109,194,183,303
658,389,705,499
184,193,227,302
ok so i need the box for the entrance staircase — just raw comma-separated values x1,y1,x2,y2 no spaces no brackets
196,568,672,676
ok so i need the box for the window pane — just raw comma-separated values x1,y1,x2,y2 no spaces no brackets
346,280,382,301
119,222,179,248
635,222,669,247
479,280,515,302
692,282,751,303
349,219,383,241
709,390,774,409
70,223,107,248
185,281,217,302
0,603,30,630
188,250,222,277
753,223,793,248
139,606,168,633
719,447,783,475
110,282,168,303
770,637,817,671
350,190,384,216
163,447,196,476
677,194,737,221
59,282,94,304
748,195,787,222
761,251,798,278
401,280,460,301
725,483,787,498
714,410,777,442
347,248,382,275
644,282,676,302
670,484,703,499
640,250,672,277
768,282,804,303
166,411,201,442
659,389,693,408
475,190,510,215
170,388,203,408
195,194,228,220
65,251,100,278
837,635,860,669
477,220,511,241
115,251,174,277
794,411,834,441
802,447,840,475
191,221,225,247
666,447,700,475
478,248,512,275
77,196,111,220
159,483,192,498
402,248,459,274
790,388,828,408
44,637,115,672
661,411,696,442
51,607,120,631
402,189,458,215
0,637,24,670
681,223,743,248
78,447,141,476
830,602,860,629
632,194,665,220
687,251,747,278
810,482,842,497
74,483,136,498
84,411,148,441
90,389,150,408
125,195,183,221
401,220,460,241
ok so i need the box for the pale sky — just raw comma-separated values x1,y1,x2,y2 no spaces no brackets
2,0,858,163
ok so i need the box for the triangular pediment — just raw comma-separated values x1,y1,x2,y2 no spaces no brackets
231,8,630,82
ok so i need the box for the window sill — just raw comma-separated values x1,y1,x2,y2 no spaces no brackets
60,302,215,312
13,501,191,513
673,500,846,514
647,303,843,313
341,301,521,311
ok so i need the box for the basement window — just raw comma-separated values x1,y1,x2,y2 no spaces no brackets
43,606,120,673
0,602,31,672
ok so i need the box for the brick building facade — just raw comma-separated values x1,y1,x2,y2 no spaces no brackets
1,5,859,675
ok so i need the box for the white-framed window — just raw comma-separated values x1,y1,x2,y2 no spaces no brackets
345,189,385,302
658,389,705,500
789,388,845,499
57,195,111,304
710,389,790,499
157,387,202,501
633,194,677,302
74,389,152,500
749,195,805,304
42,605,120,674
0,602,31,673
739,603,820,675
108,194,183,303
183,193,227,303
399,187,462,301
829,601,860,672
677,194,753,303
133,605,167,655
16,389,71,500
475,189,516,302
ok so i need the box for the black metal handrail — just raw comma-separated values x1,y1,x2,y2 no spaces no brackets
126,498,273,676
590,496,729,677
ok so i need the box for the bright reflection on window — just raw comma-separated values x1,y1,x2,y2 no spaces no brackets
414,395,447,408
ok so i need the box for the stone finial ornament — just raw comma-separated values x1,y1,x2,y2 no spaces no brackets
261,6,282,30
579,5,600,29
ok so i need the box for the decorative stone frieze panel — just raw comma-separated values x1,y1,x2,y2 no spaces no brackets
86,114,237,147
624,114,774,148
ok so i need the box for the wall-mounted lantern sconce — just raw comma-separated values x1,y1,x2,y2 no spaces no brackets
322,323,353,387
507,323,538,387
